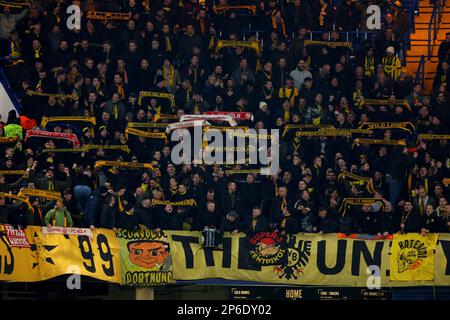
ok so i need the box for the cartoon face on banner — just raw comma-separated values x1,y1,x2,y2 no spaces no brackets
117,230,173,286
128,240,170,269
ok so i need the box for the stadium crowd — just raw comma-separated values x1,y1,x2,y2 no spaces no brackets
0,0,449,239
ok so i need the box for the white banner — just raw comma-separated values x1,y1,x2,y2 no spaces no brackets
42,226,93,238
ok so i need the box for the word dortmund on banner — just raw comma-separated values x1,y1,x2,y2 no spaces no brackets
117,229,173,286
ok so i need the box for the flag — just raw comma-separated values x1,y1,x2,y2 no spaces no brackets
390,233,438,281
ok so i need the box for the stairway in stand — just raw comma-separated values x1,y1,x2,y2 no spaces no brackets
405,0,449,94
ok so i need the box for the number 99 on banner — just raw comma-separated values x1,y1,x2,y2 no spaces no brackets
77,234,116,278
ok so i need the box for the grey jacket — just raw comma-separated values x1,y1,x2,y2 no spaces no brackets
0,9,28,39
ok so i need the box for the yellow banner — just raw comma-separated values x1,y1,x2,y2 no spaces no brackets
359,122,415,134
84,144,131,153
0,193,31,209
390,233,439,281
124,127,168,142
127,122,168,129
2,228,450,286
0,226,121,283
282,124,334,138
225,169,261,175
151,199,197,207
153,113,179,123
363,99,411,111
42,148,85,153
0,170,26,175
353,138,406,147
216,40,261,55
18,188,62,201
304,40,352,48
94,160,156,171
213,5,256,14
26,90,78,100
418,134,450,140
137,91,175,107
295,128,371,137
41,116,96,128
87,11,131,20
167,231,450,287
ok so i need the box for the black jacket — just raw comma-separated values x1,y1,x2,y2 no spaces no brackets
400,209,420,233
278,215,300,234
315,214,339,233
221,191,245,217
196,209,222,230
135,206,154,229
220,217,243,233
100,204,117,229
421,213,442,233
244,215,270,234
158,210,185,231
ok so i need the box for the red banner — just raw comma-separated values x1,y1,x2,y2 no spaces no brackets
3,224,30,248
24,130,81,148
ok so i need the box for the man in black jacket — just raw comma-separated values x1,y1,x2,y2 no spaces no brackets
399,201,420,233
221,181,244,217
276,206,300,235
196,201,221,230
355,203,378,235
420,204,442,235
158,204,185,231
238,174,261,217
270,186,291,225
135,197,154,230
377,201,396,237
100,194,117,229
244,207,270,234
315,207,338,234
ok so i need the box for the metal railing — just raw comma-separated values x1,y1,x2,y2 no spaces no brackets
403,0,420,56
428,0,447,59
415,55,426,87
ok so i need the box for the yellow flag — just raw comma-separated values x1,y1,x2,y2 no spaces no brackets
390,233,438,281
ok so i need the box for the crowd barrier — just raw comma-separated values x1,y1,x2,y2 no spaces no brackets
1,225,449,287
